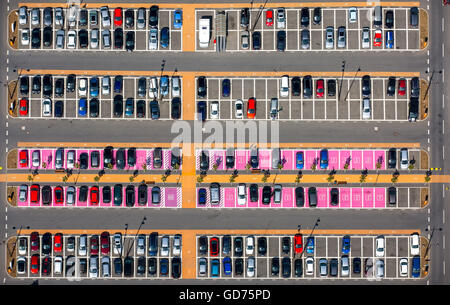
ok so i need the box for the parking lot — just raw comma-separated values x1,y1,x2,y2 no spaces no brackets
195,7,422,52
196,234,421,279
12,232,182,279
15,74,182,120
195,185,424,209
196,76,421,121
17,6,182,51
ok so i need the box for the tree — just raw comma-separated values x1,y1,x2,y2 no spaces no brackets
424,175,431,183
310,163,317,171
107,163,113,170
41,162,47,169
129,176,135,183
94,176,100,183
161,174,167,183
212,163,218,171
62,175,68,183
295,171,303,183
172,163,180,170
408,163,415,170
141,163,147,171
74,162,80,169
326,174,334,183
245,162,252,170
359,174,367,183
27,175,34,183
197,175,204,183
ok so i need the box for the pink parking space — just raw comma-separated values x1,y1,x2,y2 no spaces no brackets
317,188,328,208
224,187,236,208
17,186,29,207
259,150,271,170
351,150,362,170
282,150,295,170
135,149,148,170
75,187,88,207
100,186,111,207
163,150,171,170
211,150,225,171
328,150,339,170
374,188,386,208
304,187,310,207
339,187,351,208
340,150,351,169
164,187,181,208
40,149,55,169
363,188,374,208
351,188,363,208
235,150,248,170
374,150,386,169
146,149,153,170
363,150,374,170
281,188,294,208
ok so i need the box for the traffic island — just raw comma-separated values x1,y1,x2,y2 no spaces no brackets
8,81,18,117
7,186,17,207
421,236,430,277
7,149,18,169
8,10,18,50
420,79,429,120
6,237,17,277
421,188,429,208
419,8,429,50
420,150,429,170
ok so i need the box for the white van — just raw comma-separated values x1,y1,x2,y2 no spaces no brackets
199,18,210,48
280,75,289,97
400,148,408,169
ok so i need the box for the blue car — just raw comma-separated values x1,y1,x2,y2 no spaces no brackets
125,98,134,116
160,76,169,97
296,152,304,169
197,101,206,121
211,259,220,277
320,149,328,169
342,235,351,254
160,27,169,48
385,30,394,49
411,255,420,278
306,236,314,254
198,188,206,205
114,75,123,93
173,9,182,29
78,98,87,116
90,77,99,97
223,257,232,275
222,79,230,98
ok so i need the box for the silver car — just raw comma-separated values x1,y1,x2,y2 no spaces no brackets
149,28,158,50
66,186,75,205
337,26,346,48
362,27,370,49
341,255,350,276
137,8,146,29
198,257,207,276
319,258,328,276
90,29,99,49
241,31,249,49
325,26,334,49
375,259,384,278
137,234,146,255
31,8,40,26
172,234,182,256
160,236,170,256
101,256,110,277
19,185,28,202
55,30,65,49
55,7,64,26
113,233,122,255
43,7,53,27
89,255,99,278
100,6,111,27
102,30,111,48
19,6,28,25
301,29,310,49
276,8,286,29
32,150,40,167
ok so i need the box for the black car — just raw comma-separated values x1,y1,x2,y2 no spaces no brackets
262,186,271,205
31,28,41,49
292,76,301,96
138,184,147,206
353,257,361,274
127,147,136,167
222,79,231,98
225,153,234,169
308,187,317,207
79,9,88,26
114,258,122,275
222,235,231,255
114,28,123,49
240,8,249,27
271,257,280,276
410,77,420,98
313,7,321,25
200,151,209,171
153,148,162,169
43,74,52,97
79,186,88,202
113,95,123,117
257,237,267,256
198,236,208,255
136,100,146,118
171,147,181,168
42,232,52,255
32,75,41,94
90,151,100,168
125,9,134,28
235,258,244,276
330,188,339,206
409,97,419,122
276,30,286,51
79,29,88,48
300,8,310,27
303,75,312,98
282,257,291,278
89,98,99,117
197,101,207,121
42,185,52,205
281,237,290,254
234,237,243,257
42,256,51,275
149,5,159,27
104,146,113,168
249,184,259,202
172,257,181,279
387,76,396,96
410,7,419,27
137,77,146,97
385,10,394,28
79,152,88,169
388,186,396,205
43,26,52,47
294,259,303,277
171,97,181,120
148,257,157,275
102,186,111,204
327,79,336,97
125,31,135,51
160,27,170,48
54,101,63,118
197,76,207,98
252,31,261,50
137,256,146,275
329,258,338,276
114,184,122,206
67,74,76,92
150,100,160,120
116,148,126,169
160,258,169,276
126,185,135,207
124,256,133,277
362,75,371,97
114,76,123,93
54,78,64,97
250,148,258,169
388,148,396,169
295,187,304,207
20,76,29,95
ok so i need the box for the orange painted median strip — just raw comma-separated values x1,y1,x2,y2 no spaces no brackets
16,142,181,148
182,143,197,208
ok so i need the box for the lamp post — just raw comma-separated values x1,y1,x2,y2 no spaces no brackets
343,66,361,102
250,0,269,33
423,70,442,102
338,61,346,101
125,216,147,257
120,223,128,259
424,227,442,261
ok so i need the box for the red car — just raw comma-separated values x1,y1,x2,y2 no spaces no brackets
90,235,99,255
90,186,99,205
30,254,39,274
265,9,274,27
100,231,110,255
54,233,63,253
42,256,51,275
19,150,28,168
30,231,39,252
373,30,382,47
398,78,407,96
30,184,40,204
114,8,123,26
54,186,64,205
247,98,256,119
294,233,303,254
19,98,28,116
316,79,324,98
210,237,219,256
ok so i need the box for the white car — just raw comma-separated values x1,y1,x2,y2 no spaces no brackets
113,233,122,255
149,77,158,98
66,150,75,169
137,8,146,29
210,101,219,119
102,76,110,95
55,30,65,49
19,6,28,25
160,236,170,256
19,185,28,203
90,29,99,49
241,31,249,49
78,78,88,96
31,8,40,26
100,6,111,27
348,7,358,23
101,256,110,277
54,256,63,275
399,258,408,276
325,26,334,49
410,233,420,255
32,150,40,167
375,235,385,257
172,235,182,256
247,257,255,277
78,235,87,256
362,27,370,49
42,99,52,116
375,259,384,278
341,255,350,277
17,257,27,275
55,7,64,26
89,256,98,278
21,29,30,45
237,183,246,205
276,8,286,29
171,76,181,98
280,75,289,97
137,234,145,255
305,257,314,275
245,236,254,255
362,98,371,119
235,99,243,118
149,28,158,50
67,30,77,49
67,5,77,27
18,237,27,255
